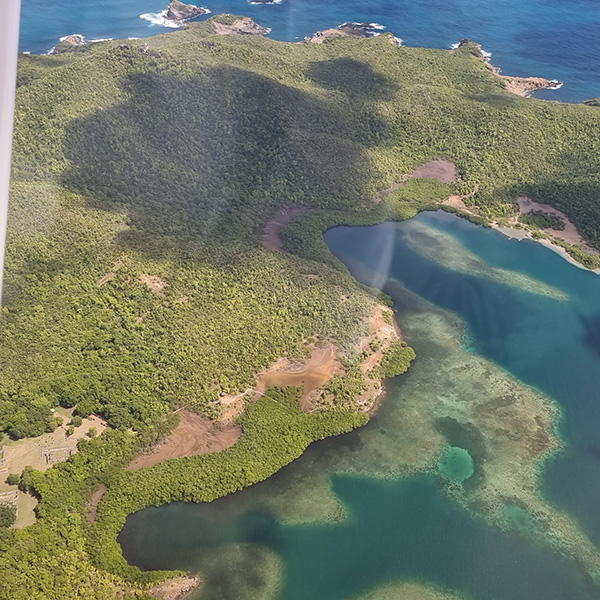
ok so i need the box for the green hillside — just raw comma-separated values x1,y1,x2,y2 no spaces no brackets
1,15,600,598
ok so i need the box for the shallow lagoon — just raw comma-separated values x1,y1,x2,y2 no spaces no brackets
120,212,600,599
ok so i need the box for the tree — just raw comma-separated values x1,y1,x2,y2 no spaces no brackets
5,473,19,486
87,427,98,438
71,415,83,428
18,466,36,493
0,503,16,528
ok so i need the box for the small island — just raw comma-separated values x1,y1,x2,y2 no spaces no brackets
165,0,210,23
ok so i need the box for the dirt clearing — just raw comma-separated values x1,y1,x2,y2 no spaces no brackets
262,206,307,252
256,344,340,410
126,410,241,471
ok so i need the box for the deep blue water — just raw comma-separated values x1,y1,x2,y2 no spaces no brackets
19,0,600,102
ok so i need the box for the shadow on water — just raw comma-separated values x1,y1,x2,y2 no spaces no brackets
579,313,600,359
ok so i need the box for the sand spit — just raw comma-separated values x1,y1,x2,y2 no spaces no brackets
126,410,241,470
493,196,600,273
438,188,600,273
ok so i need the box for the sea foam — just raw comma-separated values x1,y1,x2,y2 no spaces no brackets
140,11,181,28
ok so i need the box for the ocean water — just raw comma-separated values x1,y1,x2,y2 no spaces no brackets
120,212,600,599
19,0,600,102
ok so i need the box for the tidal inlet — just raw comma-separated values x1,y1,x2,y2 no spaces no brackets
121,212,600,600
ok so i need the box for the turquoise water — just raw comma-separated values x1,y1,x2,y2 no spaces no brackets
19,0,600,102
120,212,600,599
327,212,600,546
121,476,599,600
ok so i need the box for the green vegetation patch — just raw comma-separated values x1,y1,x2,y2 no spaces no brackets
377,341,416,379
88,389,367,583
0,504,16,528
519,210,565,230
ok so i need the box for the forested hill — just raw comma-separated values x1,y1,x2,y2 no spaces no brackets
1,14,600,599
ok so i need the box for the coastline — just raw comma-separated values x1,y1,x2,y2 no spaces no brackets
441,193,600,274
494,225,600,274
451,39,563,97
33,19,562,102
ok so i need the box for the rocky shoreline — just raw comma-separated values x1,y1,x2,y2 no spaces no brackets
213,16,271,36
452,38,563,97
309,22,382,43
165,0,210,23
147,575,201,600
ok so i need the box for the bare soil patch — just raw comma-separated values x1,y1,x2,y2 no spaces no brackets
443,195,468,211
13,491,37,528
147,575,200,600
410,159,456,183
516,196,584,246
375,159,456,203
262,206,307,252
98,259,123,286
140,274,167,293
126,410,241,471
213,17,270,36
0,412,107,493
256,344,340,410
86,484,107,524
0,411,107,527
255,304,402,413
501,76,561,97
353,305,402,413
219,388,253,423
